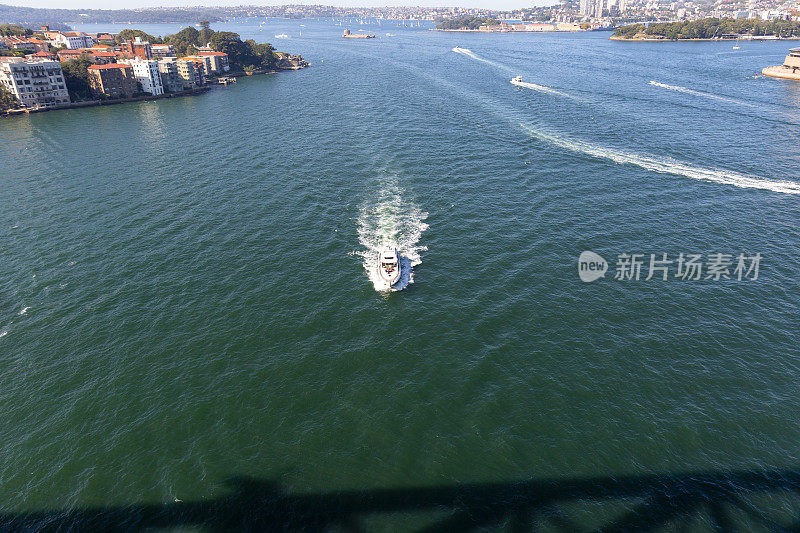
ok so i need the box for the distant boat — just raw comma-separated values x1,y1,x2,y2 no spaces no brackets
275,34,289,39
733,40,741,49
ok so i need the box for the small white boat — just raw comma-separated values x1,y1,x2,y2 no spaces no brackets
275,33,289,39
377,247,401,286
511,75,523,84
733,41,740,49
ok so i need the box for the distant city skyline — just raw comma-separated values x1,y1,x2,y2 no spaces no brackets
3,0,546,10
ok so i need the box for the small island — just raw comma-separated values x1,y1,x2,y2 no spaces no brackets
342,29,375,39
612,18,800,41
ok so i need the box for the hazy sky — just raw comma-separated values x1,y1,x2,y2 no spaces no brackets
5,0,545,11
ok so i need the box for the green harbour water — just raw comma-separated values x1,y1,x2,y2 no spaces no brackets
1,18,800,529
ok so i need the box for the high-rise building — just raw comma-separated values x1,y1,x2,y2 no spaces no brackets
119,58,164,95
157,59,184,93
0,57,70,110
175,58,205,89
86,63,137,99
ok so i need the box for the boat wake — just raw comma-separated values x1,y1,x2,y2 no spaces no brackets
520,123,800,195
452,47,579,100
452,47,514,73
355,181,428,292
511,78,578,100
649,80,759,108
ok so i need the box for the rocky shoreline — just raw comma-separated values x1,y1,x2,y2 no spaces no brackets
610,35,800,41
1,58,308,118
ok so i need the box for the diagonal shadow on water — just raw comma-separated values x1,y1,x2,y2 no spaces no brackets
3,469,800,531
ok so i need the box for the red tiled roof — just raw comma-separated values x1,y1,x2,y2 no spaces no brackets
29,50,54,57
87,63,132,70
198,51,227,56
91,51,117,57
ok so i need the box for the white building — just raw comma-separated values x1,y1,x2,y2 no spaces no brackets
119,58,164,95
0,57,70,109
49,31,93,49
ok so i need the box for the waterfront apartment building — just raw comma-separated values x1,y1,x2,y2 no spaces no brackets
87,63,137,99
0,57,70,109
197,51,230,73
175,58,205,89
184,55,215,78
119,58,164,95
157,59,184,93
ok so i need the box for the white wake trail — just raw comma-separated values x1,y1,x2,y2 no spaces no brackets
520,124,800,195
355,181,428,291
649,80,761,109
511,79,580,100
452,47,513,72
452,47,580,101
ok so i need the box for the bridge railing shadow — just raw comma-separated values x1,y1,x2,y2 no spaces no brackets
2,468,800,531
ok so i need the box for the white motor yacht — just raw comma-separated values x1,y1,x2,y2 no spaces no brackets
377,247,401,286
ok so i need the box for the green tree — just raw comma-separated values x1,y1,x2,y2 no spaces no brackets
60,56,93,101
115,28,162,44
198,21,214,46
0,24,24,37
436,16,501,30
209,31,251,66
167,26,202,55
246,40,277,69
0,86,18,112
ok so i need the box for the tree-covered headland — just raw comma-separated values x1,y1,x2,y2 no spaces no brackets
613,18,800,39
436,17,502,30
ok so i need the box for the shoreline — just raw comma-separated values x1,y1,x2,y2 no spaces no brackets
433,28,585,33
610,35,800,41
1,66,306,118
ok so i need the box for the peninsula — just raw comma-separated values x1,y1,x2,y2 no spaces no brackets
612,18,800,41
0,22,307,116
